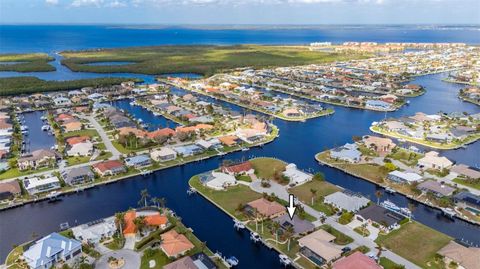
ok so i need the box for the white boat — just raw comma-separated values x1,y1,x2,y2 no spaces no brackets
140,170,152,176
41,116,47,121
186,187,197,195
59,222,70,231
279,254,291,266
41,125,50,131
226,256,239,267
47,191,61,201
233,220,245,230
441,208,456,218
384,187,397,194
381,200,400,211
250,232,261,243
241,147,249,152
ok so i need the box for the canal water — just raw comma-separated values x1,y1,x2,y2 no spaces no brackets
108,99,179,131
1,72,479,267
20,111,56,152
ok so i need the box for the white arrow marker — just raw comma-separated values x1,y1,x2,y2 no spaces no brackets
287,194,297,220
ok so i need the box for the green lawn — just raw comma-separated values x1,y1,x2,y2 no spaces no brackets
140,249,171,269
189,176,262,220
453,177,480,190
0,53,54,72
354,226,370,237
66,156,91,166
388,149,423,166
375,222,452,269
320,225,353,245
249,157,286,181
0,166,54,180
61,45,368,76
379,257,406,269
289,179,340,216
64,129,100,139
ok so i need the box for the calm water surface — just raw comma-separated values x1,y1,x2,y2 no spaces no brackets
1,25,480,267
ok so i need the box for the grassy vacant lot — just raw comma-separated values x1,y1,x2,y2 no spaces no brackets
0,53,55,72
189,175,262,220
316,151,388,183
250,157,286,181
0,76,141,96
289,179,340,215
61,45,368,76
453,177,480,190
379,257,406,269
320,225,353,245
388,148,423,166
375,222,452,269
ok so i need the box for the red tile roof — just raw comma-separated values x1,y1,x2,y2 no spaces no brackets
92,160,124,173
222,161,253,174
333,252,382,269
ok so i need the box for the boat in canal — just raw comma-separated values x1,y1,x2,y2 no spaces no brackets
384,186,397,194
381,200,412,218
441,207,457,219
250,232,261,243
233,219,245,230
226,256,239,267
279,254,292,266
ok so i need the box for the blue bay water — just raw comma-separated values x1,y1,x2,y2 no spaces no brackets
0,25,480,268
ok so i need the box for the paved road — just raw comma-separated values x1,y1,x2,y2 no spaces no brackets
250,180,421,269
95,249,140,269
83,115,121,159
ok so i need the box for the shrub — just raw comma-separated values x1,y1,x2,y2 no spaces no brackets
338,211,354,225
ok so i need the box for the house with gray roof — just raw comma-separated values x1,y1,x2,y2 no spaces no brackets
125,154,151,168
61,166,94,186
23,233,82,269
273,214,315,236
330,143,361,163
324,191,370,212
356,204,404,232
417,180,455,197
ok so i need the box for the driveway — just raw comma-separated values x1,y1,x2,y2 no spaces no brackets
95,249,140,269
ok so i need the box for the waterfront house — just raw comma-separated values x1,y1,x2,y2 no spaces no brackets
66,141,93,157
23,233,82,269
23,176,61,195
164,252,217,269
356,204,403,232
417,180,455,197
437,241,480,269
66,136,90,147
61,166,94,186
174,144,204,157
362,136,396,156
125,154,151,168
330,143,361,163
272,214,315,236
147,128,176,140
62,121,82,133
324,191,370,212
92,160,126,177
450,164,480,180
218,135,239,146
221,161,254,176
150,147,177,162
453,192,480,214
417,151,453,170
283,163,312,185
365,100,391,110
18,149,59,170
0,181,21,200
160,230,195,258
298,229,342,266
123,210,168,236
196,139,213,150
53,97,72,107
72,217,116,244
332,251,382,269
199,171,237,190
245,198,286,219
387,170,423,184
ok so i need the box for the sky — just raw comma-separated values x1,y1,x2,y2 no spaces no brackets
0,0,479,25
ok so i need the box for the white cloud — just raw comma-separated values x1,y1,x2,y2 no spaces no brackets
45,0,59,5
105,0,127,7
71,0,103,7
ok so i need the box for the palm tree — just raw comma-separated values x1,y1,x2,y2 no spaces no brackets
285,226,295,252
375,190,383,205
114,212,126,238
151,197,160,208
407,202,416,219
133,216,146,236
271,221,281,245
310,188,317,205
200,241,207,252
158,197,166,209
139,189,150,208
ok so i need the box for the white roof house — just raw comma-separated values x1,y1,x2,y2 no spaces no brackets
418,151,453,170
53,97,71,106
387,170,423,184
150,147,177,162
23,233,82,269
66,141,94,157
205,172,237,190
23,176,61,195
72,217,116,244
283,163,312,185
324,191,370,212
